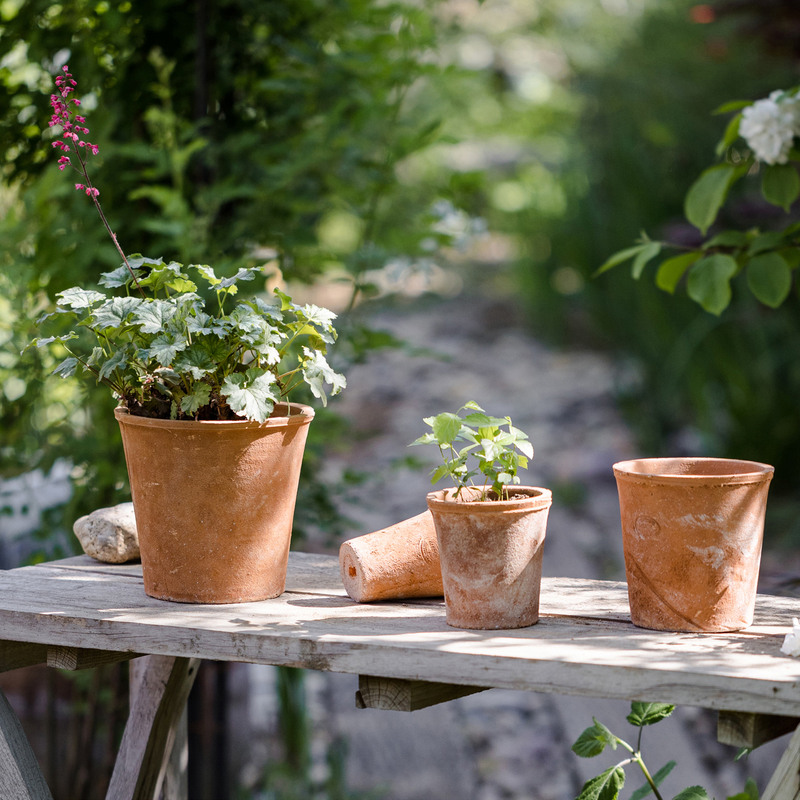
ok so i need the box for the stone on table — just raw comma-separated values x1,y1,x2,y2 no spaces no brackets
73,502,139,563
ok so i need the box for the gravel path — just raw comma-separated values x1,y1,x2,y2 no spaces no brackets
240,294,788,799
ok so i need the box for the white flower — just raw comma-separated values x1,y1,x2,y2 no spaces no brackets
781,617,800,656
740,91,800,165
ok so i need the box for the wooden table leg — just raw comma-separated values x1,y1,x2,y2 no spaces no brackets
0,686,53,799
106,656,199,800
763,722,800,800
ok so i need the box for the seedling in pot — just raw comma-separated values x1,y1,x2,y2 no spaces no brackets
409,401,533,501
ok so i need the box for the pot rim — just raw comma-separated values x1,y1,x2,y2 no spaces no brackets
114,401,314,430
426,485,552,513
613,456,774,485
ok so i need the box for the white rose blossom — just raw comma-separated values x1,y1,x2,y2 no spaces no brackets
781,617,800,657
739,90,800,165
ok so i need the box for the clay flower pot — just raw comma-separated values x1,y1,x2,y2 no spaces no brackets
115,402,313,604
613,457,774,633
426,486,552,630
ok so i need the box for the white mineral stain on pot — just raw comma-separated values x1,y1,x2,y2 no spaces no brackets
687,545,725,570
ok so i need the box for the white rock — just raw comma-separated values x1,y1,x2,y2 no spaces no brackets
73,502,140,563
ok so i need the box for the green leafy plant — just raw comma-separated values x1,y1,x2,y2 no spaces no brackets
572,702,759,800
409,401,533,501
35,66,345,423
596,88,800,316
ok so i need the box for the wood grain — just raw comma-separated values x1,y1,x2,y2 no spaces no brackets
106,656,199,800
0,687,53,799
763,721,800,800
0,554,798,717
718,711,800,749
356,675,486,711
47,646,141,671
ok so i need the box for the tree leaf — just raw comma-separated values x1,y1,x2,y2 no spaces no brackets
684,164,739,235
180,383,212,415
762,163,800,211
594,243,650,277
712,100,752,114
747,252,792,308
222,368,279,423
715,113,742,156
672,787,710,800
748,230,785,255
432,412,463,445
631,242,661,279
626,702,676,727
687,254,738,315
629,761,676,800
575,767,626,800
704,231,749,249
656,252,702,293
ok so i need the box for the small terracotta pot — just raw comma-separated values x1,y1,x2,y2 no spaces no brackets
115,403,313,604
339,511,443,602
426,486,552,630
614,457,774,633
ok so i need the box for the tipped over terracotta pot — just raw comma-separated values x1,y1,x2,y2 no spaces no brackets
613,457,774,633
426,486,552,630
116,402,313,604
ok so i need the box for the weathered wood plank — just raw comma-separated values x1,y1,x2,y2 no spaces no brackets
356,675,486,711
763,721,800,800
106,656,199,800
157,709,188,800
0,687,53,799
47,646,141,671
0,555,799,716
718,711,800,749
0,640,47,673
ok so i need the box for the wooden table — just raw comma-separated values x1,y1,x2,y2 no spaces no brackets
0,552,799,799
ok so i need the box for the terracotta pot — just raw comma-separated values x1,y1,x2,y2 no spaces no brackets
115,403,313,603
426,487,552,630
613,457,774,633
339,511,443,602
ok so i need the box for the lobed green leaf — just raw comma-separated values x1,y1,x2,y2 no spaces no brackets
222,368,279,423
575,767,625,800
626,702,675,727
432,413,462,445
57,287,106,309
180,384,212,415
672,787,710,800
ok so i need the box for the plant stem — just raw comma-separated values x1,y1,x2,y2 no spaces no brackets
634,755,665,800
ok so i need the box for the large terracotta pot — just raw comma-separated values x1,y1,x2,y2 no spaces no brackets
426,486,552,630
613,457,774,633
115,402,313,603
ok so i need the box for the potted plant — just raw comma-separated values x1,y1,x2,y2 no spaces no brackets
410,402,552,630
34,66,346,603
613,457,774,632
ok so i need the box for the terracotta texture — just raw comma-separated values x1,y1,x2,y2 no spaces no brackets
339,511,443,602
115,403,313,604
614,457,774,633
426,487,552,630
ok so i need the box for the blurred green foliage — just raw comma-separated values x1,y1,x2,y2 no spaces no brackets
0,0,456,555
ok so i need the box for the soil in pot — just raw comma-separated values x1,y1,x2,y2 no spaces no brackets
426,486,552,630
116,402,313,604
613,457,774,633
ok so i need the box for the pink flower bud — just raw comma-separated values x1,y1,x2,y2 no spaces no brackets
75,183,85,190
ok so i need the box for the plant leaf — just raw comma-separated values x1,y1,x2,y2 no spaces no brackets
409,433,437,446
713,100,752,114
744,777,758,800
656,252,702,294
222,368,279,423
594,243,650,277
684,164,739,235
704,231,749,249
629,761,676,800
687,254,738,315
99,265,144,288
575,767,625,800
432,412,463,445
571,719,617,758
53,357,78,378
762,163,800,211
98,348,129,380
748,230,785,255
626,702,676,727
747,252,792,308
301,348,346,407
218,267,257,289
133,300,178,334
180,383,212,415
631,242,661,279
672,787,710,800
715,113,742,156
56,287,106,309
91,297,143,330
429,464,450,484
148,334,188,366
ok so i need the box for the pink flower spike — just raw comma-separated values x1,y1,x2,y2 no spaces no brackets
73,99,81,106
90,145,99,155
62,65,69,72
75,183,85,190
75,116,85,123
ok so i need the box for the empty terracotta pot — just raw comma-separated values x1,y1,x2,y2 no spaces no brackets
115,402,313,603
614,457,774,633
339,511,443,602
426,486,552,630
